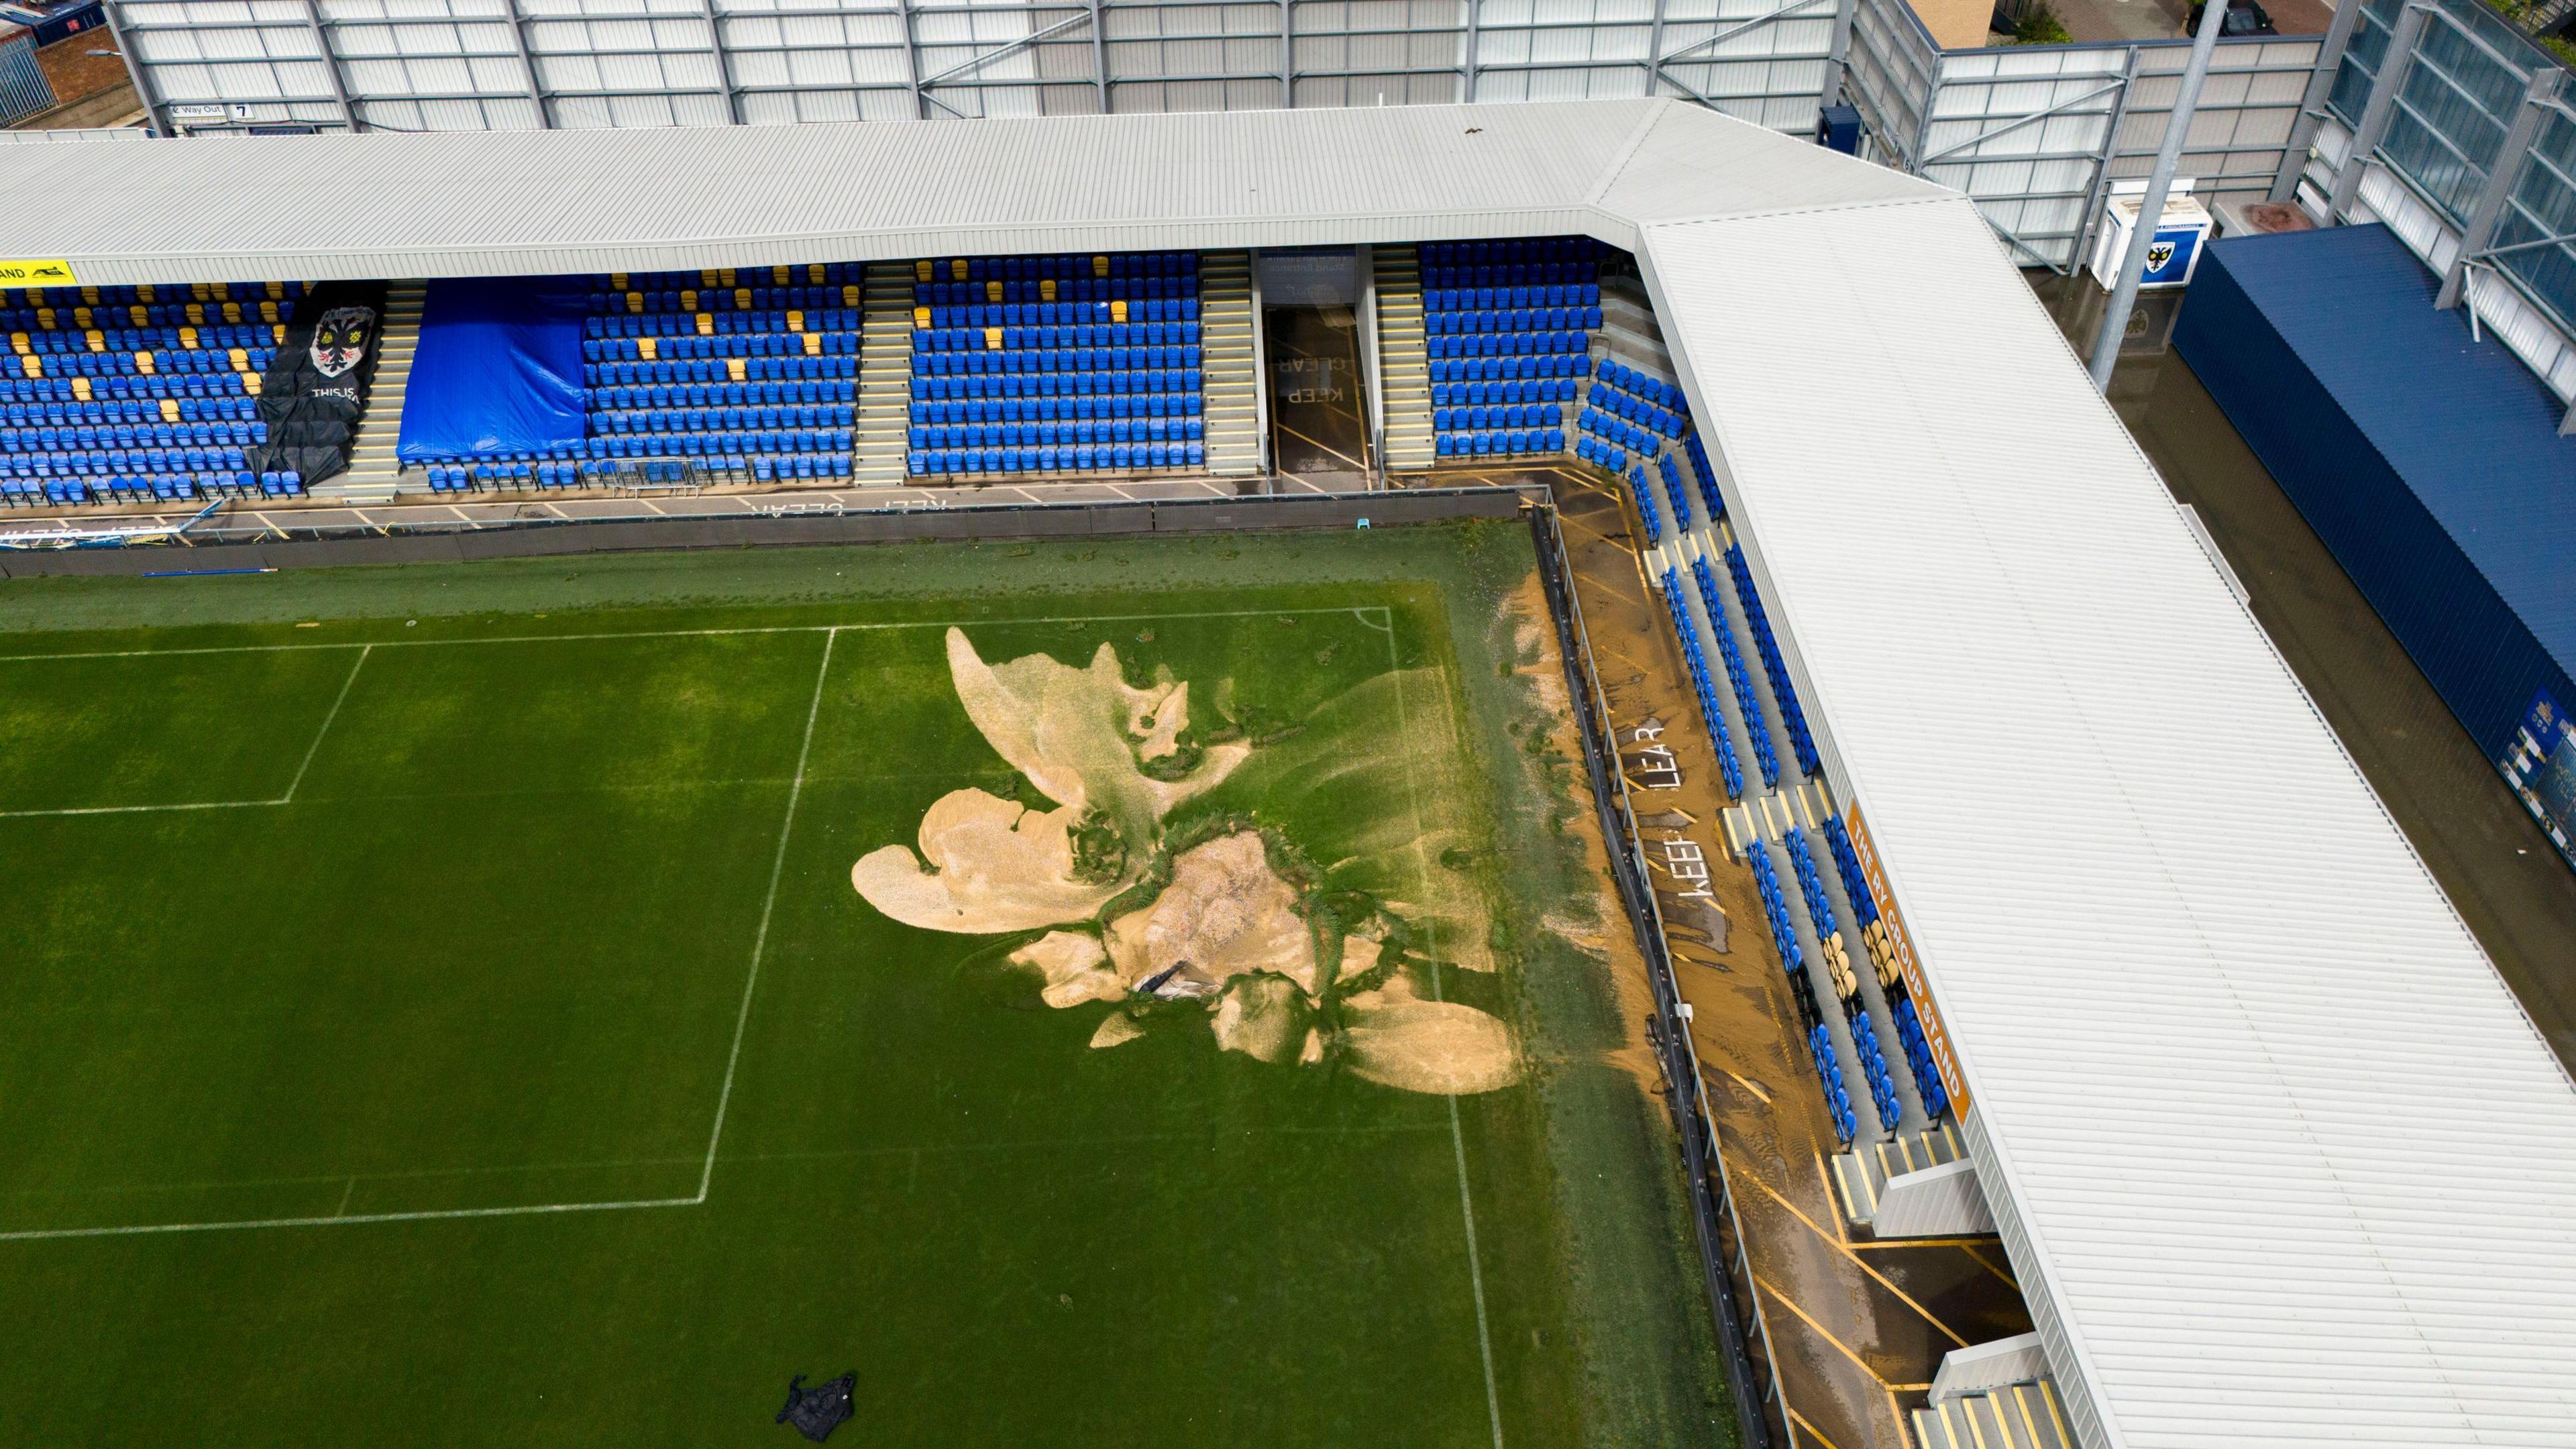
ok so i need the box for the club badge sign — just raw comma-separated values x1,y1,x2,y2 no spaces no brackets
1841,804,1970,1115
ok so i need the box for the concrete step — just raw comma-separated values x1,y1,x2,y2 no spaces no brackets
851,260,920,488
340,281,426,490
1199,250,1261,478
1371,245,1435,474
1833,1120,1968,1225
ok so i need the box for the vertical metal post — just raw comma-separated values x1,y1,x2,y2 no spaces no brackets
297,0,360,131
99,0,172,137
2088,0,2226,390
2326,0,2428,219
1248,256,1273,479
2072,48,2143,282
698,0,741,122
498,0,549,127
1648,0,1669,99
898,0,924,117
1089,0,1108,113
1819,0,1856,110
1462,0,1480,102
2438,68,2558,308
2267,0,2365,201
1279,0,1292,105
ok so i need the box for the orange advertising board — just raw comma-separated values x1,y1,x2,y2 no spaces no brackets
1843,804,1970,1115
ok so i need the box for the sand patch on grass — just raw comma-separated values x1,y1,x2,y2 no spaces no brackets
1342,970,1519,1095
1210,975,1309,1063
1013,929,1127,1008
1105,831,1319,995
853,629,1246,934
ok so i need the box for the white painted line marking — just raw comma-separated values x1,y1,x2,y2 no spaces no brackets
696,627,835,1204
282,643,369,802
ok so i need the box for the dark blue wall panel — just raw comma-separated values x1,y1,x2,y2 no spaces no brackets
2174,224,2576,765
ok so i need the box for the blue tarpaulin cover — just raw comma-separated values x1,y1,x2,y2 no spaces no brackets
2176,222,2576,760
396,276,587,463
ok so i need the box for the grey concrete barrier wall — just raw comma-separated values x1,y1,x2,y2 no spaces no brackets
0,488,1537,579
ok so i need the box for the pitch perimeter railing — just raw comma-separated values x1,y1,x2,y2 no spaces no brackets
1526,498,1786,1449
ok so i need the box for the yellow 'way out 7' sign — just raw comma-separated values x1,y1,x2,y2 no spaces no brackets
0,260,77,286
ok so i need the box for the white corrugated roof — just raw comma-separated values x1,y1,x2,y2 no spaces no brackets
1643,196,2576,1448
8,95,2573,1448
0,99,1938,286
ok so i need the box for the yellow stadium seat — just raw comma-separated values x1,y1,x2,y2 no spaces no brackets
802,332,820,356
912,306,930,329
734,288,751,310
160,398,180,423
135,351,155,374
786,309,804,332
842,284,859,307
1093,255,1109,277
1110,300,1128,323
950,259,969,281
695,313,713,335
984,280,1002,303
681,288,698,310
727,358,746,382
915,260,933,282
1040,279,1057,302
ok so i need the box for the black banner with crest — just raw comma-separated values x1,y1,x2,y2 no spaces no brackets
246,279,387,486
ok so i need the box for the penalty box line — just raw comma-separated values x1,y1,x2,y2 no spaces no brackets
0,605,1396,1239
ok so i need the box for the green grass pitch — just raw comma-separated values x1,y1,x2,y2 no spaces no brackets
0,527,1728,1446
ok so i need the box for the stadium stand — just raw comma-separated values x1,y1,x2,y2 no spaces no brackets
410,264,863,494
1,281,301,504
1788,826,1901,1132
1661,562,1748,800
1688,553,1780,790
1822,812,1949,1120
1723,542,1823,777
1748,837,1856,1146
1424,237,1601,461
906,251,1205,479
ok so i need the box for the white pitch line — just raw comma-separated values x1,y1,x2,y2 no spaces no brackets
1383,619,1507,1449
281,643,370,802
0,1193,700,1243
694,625,837,1204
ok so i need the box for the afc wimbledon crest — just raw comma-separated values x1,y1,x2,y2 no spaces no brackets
309,307,376,378
2145,240,2176,273
773,1372,857,1443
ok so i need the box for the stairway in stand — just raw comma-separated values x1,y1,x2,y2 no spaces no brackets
1371,246,1435,476
325,280,425,504
849,260,919,488
1913,1377,2072,1449
1198,252,1261,478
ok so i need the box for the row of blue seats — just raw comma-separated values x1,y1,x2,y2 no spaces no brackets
423,456,850,492
587,313,859,345
1433,378,1575,407
3,419,263,447
1686,434,1724,522
586,289,852,317
1786,830,1900,1132
1658,453,1697,534
586,431,843,458
1426,285,1601,313
908,441,1204,475
608,265,860,289
913,324,1199,354
911,394,1200,425
1598,359,1686,411
1573,435,1634,477
911,419,1202,449
913,371,1199,405
928,252,1197,284
1591,377,1686,440
588,383,853,411
1435,429,1564,458
1429,307,1603,337
1435,403,1561,431
1,322,280,352
1689,553,1780,790
587,358,853,388
3,377,256,405
1,280,305,309
585,331,858,360
596,407,851,435
1423,263,1601,291
916,276,1195,306
1724,543,1824,777
1428,331,1587,360
916,347,1203,378
1817,815,1949,1122
1748,838,1858,1146
6,396,258,426
1661,562,1746,798
1432,354,1587,384
919,299,1199,328
7,355,262,386
1,470,302,502
4,445,257,476
1579,409,1660,460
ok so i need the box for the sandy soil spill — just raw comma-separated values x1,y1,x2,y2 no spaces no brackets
852,627,1521,1096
